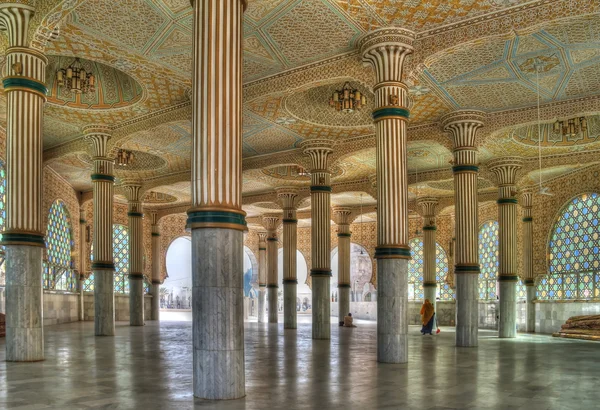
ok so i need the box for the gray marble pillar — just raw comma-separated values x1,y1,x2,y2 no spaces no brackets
78,274,85,321
455,274,478,346
312,276,331,338
283,282,296,328
258,288,266,323
129,279,144,326
151,283,160,321
338,286,350,322
268,286,278,323
5,246,44,361
192,228,244,399
526,284,535,333
499,281,517,337
424,286,437,317
377,258,408,363
95,268,115,336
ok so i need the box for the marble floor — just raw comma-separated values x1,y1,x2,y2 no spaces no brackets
1,317,599,410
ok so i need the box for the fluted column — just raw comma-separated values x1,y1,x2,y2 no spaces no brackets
360,28,415,363
301,140,334,340
123,183,144,327
263,215,280,324
333,207,352,323
278,189,299,329
521,191,535,333
442,110,485,347
78,208,87,321
418,198,439,312
84,126,115,337
257,231,267,324
149,212,160,321
188,0,247,400
489,158,523,338
0,3,47,362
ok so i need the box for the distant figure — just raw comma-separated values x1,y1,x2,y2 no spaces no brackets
420,299,435,335
343,312,357,328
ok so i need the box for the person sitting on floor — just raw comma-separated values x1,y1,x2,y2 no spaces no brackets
344,312,357,327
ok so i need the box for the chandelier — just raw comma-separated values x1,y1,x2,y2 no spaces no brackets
116,149,134,166
56,58,96,94
553,117,588,139
329,82,366,113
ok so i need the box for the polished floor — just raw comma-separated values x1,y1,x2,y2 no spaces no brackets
1,317,599,410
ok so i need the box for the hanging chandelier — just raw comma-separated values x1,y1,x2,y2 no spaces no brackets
56,58,96,94
329,82,366,113
116,149,134,167
553,117,588,139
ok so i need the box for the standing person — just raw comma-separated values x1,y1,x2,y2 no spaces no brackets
420,299,435,335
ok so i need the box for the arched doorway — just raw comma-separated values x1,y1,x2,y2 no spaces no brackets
163,236,192,311
331,243,374,302
277,249,311,313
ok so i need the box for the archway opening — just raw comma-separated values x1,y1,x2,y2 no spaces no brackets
331,243,374,302
276,249,311,313
162,236,192,315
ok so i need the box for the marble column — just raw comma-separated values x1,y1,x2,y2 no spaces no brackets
188,0,247,399
84,126,115,337
442,111,485,347
418,198,439,312
150,212,161,321
257,231,267,324
0,4,49,361
263,216,280,324
78,208,87,321
278,189,299,329
360,28,414,362
521,191,535,332
301,140,334,340
123,183,145,326
489,158,522,338
333,207,352,323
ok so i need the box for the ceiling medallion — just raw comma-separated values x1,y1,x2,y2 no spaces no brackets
329,81,367,113
519,54,560,73
56,57,96,94
143,191,177,204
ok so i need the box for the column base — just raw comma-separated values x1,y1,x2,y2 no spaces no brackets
192,227,245,400
377,258,408,363
499,280,517,338
283,282,297,329
94,268,115,336
129,277,145,326
151,283,160,321
455,273,478,347
526,285,535,333
268,287,278,324
258,288,266,324
338,286,350,324
312,275,330,340
5,245,44,362
78,278,85,322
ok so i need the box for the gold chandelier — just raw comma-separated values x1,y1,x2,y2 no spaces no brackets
553,117,588,139
329,82,366,113
56,58,96,94
116,149,134,166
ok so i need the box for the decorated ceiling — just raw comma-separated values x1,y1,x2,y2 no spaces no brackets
1,0,600,216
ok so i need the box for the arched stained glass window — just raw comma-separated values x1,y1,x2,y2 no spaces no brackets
478,221,499,300
538,193,600,300
83,224,130,294
44,200,76,291
0,161,6,285
408,238,454,301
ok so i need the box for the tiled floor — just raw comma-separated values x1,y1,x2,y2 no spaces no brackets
1,317,599,409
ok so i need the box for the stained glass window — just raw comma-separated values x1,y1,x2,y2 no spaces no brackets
83,224,130,293
44,200,76,291
539,193,600,300
408,238,454,301
0,161,6,285
478,221,499,300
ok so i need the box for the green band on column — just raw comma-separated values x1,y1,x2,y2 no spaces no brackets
524,279,535,285
259,284,267,288
266,284,279,288
338,283,351,288
0,232,45,247
455,264,480,273
283,219,298,224
92,262,115,270
423,226,437,231
127,212,144,218
258,247,266,251
152,232,160,237
267,237,278,242
152,280,161,285
128,273,144,280
452,165,479,173
3,77,48,95
372,107,410,120
337,233,351,237
310,185,332,193
497,198,518,205
91,174,116,182
374,246,411,259
498,275,519,282
310,269,332,277
187,210,246,229
423,282,437,288
283,279,298,284
79,219,87,224
523,217,533,222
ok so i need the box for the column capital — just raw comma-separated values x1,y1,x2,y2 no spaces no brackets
0,4,35,47
257,231,268,245
417,197,439,218
190,0,248,11
148,211,158,226
359,27,415,83
300,139,334,171
441,110,486,149
333,207,353,225
487,157,523,187
277,188,299,210
521,190,533,209
262,215,280,233
122,183,143,215
83,125,112,158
